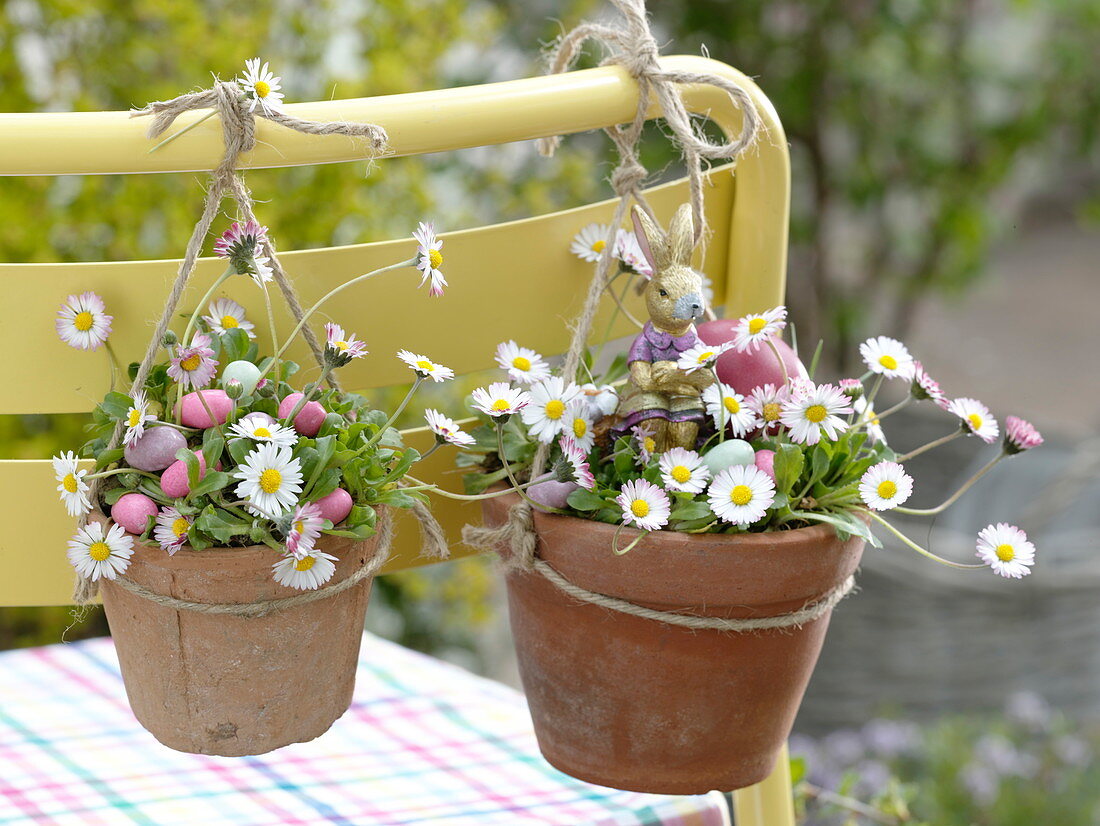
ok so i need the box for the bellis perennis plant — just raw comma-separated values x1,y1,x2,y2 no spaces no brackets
54,219,452,590
455,306,1043,577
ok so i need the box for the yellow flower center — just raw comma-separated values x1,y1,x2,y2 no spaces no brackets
294,556,316,572
334,340,349,351
544,399,566,420
697,351,715,363
573,418,587,438
73,311,95,332
763,402,782,422
180,354,202,372
62,473,79,493
127,409,142,427
805,404,828,423
172,517,189,538
221,315,239,329
253,427,271,438
643,436,656,453
491,399,511,412
671,465,692,484
428,248,443,269
877,480,898,499
967,413,983,431
254,80,271,98
591,239,606,253
723,397,740,414
748,317,767,335
879,354,898,370
630,499,650,518
512,356,531,372
416,359,435,372
88,541,111,562
995,543,1015,562
730,485,753,506
259,468,283,494
294,520,305,533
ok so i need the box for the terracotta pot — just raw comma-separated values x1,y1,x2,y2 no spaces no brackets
482,494,864,794
95,511,379,757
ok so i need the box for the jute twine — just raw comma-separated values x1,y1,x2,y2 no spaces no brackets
464,0,792,630
72,78,397,605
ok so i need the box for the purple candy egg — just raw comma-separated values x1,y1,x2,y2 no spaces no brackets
111,492,159,535
124,426,188,472
528,474,579,511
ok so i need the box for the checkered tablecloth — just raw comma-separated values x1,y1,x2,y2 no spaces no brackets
0,633,728,826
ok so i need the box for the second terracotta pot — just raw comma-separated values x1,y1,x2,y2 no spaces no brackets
97,512,380,757
483,494,864,795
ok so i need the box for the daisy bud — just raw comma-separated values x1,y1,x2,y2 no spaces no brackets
255,379,275,398
223,378,244,400
839,378,864,400
1003,416,1043,455
162,330,179,347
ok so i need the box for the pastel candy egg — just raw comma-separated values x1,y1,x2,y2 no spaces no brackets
124,426,188,472
754,449,776,481
314,488,353,525
528,475,579,512
278,393,327,437
161,450,210,499
696,319,808,398
703,439,756,476
111,492,159,535
222,360,262,396
178,390,233,429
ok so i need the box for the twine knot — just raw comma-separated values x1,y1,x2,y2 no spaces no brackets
461,501,536,574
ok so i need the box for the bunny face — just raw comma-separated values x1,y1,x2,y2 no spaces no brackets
633,204,706,331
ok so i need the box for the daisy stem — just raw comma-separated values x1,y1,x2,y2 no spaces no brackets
364,376,423,449
282,364,333,428
894,453,1003,516
593,268,636,368
194,389,228,444
147,110,217,153
766,338,790,387
865,511,985,569
261,282,281,391
496,425,569,515
602,268,646,330
153,420,199,434
612,523,649,555
712,367,726,443
181,264,236,348
104,341,122,392
869,395,911,423
896,429,963,462
256,258,417,383
865,374,885,410
402,474,539,500
88,467,162,483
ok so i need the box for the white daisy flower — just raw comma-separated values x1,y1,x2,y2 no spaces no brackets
579,383,619,418
557,437,595,490
168,333,219,390
229,413,298,448
947,397,1000,444
732,306,788,353
616,478,671,531
53,451,90,517
976,523,1036,579
859,336,915,379
397,350,454,382
614,229,653,276
285,502,326,559
67,522,134,582
854,397,888,445
858,461,914,511
562,400,595,452
412,222,447,297
471,382,530,420
746,383,789,432
55,292,113,351
122,391,157,447
202,297,256,339
909,361,945,404
708,464,776,526
238,57,284,116
677,341,734,374
494,341,551,385
780,383,852,445
233,442,304,518
153,507,192,555
702,382,755,437
425,409,476,447
520,377,582,443
632,423,659,466
571,223,612,263
273,548,338,590
658,447,711,494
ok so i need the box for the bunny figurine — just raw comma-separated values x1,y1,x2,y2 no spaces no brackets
613,203,712,453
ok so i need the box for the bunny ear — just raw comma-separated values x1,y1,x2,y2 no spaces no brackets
631,205,667,272
667,203,695,267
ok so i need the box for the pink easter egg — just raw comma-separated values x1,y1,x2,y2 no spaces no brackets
754,449,776,482
178,390,234,429
527,475,579,511
278,393,327,437
696,320,808,398
314,487,353,525
124,426,188,472
160,450,210,499
111,492,159,535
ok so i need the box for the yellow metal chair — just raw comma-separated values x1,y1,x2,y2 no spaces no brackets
0,56,794,825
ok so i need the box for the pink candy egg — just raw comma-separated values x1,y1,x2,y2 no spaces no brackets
160,450,211,499
178,390,233,429
278,393,327,437
754,449,776,482
313,487,353,525
124,426,188,472
111,492,159,535
696,319,808,398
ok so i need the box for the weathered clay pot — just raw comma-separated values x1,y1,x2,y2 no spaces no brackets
482,494,864,795
96,511,379,757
